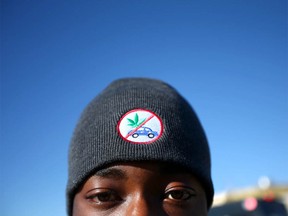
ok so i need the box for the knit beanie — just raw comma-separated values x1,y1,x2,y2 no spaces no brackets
67,78,214,215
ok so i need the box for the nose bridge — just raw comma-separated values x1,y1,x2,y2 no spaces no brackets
126,193,158,216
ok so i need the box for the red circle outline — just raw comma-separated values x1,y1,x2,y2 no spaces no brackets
117,109,163,144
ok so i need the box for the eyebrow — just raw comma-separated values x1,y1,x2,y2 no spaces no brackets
94,167,128,180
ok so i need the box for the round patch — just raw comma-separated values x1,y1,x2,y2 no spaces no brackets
117,109,163,144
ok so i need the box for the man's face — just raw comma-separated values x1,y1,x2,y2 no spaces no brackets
73,162,207,216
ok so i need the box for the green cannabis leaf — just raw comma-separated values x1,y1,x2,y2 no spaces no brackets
134,113,139,124
127,113,146,128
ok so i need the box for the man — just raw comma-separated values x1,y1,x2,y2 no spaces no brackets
67,78,214,215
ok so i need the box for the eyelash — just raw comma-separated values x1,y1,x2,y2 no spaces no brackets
164,188,195,201
86,187,196,205
86,190,122,204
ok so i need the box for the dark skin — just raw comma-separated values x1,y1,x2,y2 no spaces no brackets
73,162,207,216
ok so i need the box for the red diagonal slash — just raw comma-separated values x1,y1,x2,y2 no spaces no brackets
125,114,155,139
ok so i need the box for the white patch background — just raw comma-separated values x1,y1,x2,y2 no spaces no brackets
118,109,163,143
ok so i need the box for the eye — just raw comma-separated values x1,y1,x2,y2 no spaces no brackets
165,187,196,201
86,189,122,204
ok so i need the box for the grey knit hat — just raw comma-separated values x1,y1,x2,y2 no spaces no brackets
67,78,213,215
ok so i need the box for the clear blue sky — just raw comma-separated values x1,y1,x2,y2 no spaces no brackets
1,0,287,215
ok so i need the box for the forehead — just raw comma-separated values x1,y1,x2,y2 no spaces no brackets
89,161,203,187
95,161,193,176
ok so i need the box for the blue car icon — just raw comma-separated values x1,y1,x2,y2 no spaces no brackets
128,126,158,138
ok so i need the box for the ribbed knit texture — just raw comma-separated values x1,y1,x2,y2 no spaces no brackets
67,78,214,215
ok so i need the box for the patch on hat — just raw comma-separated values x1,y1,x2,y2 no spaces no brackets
117,109,163,144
